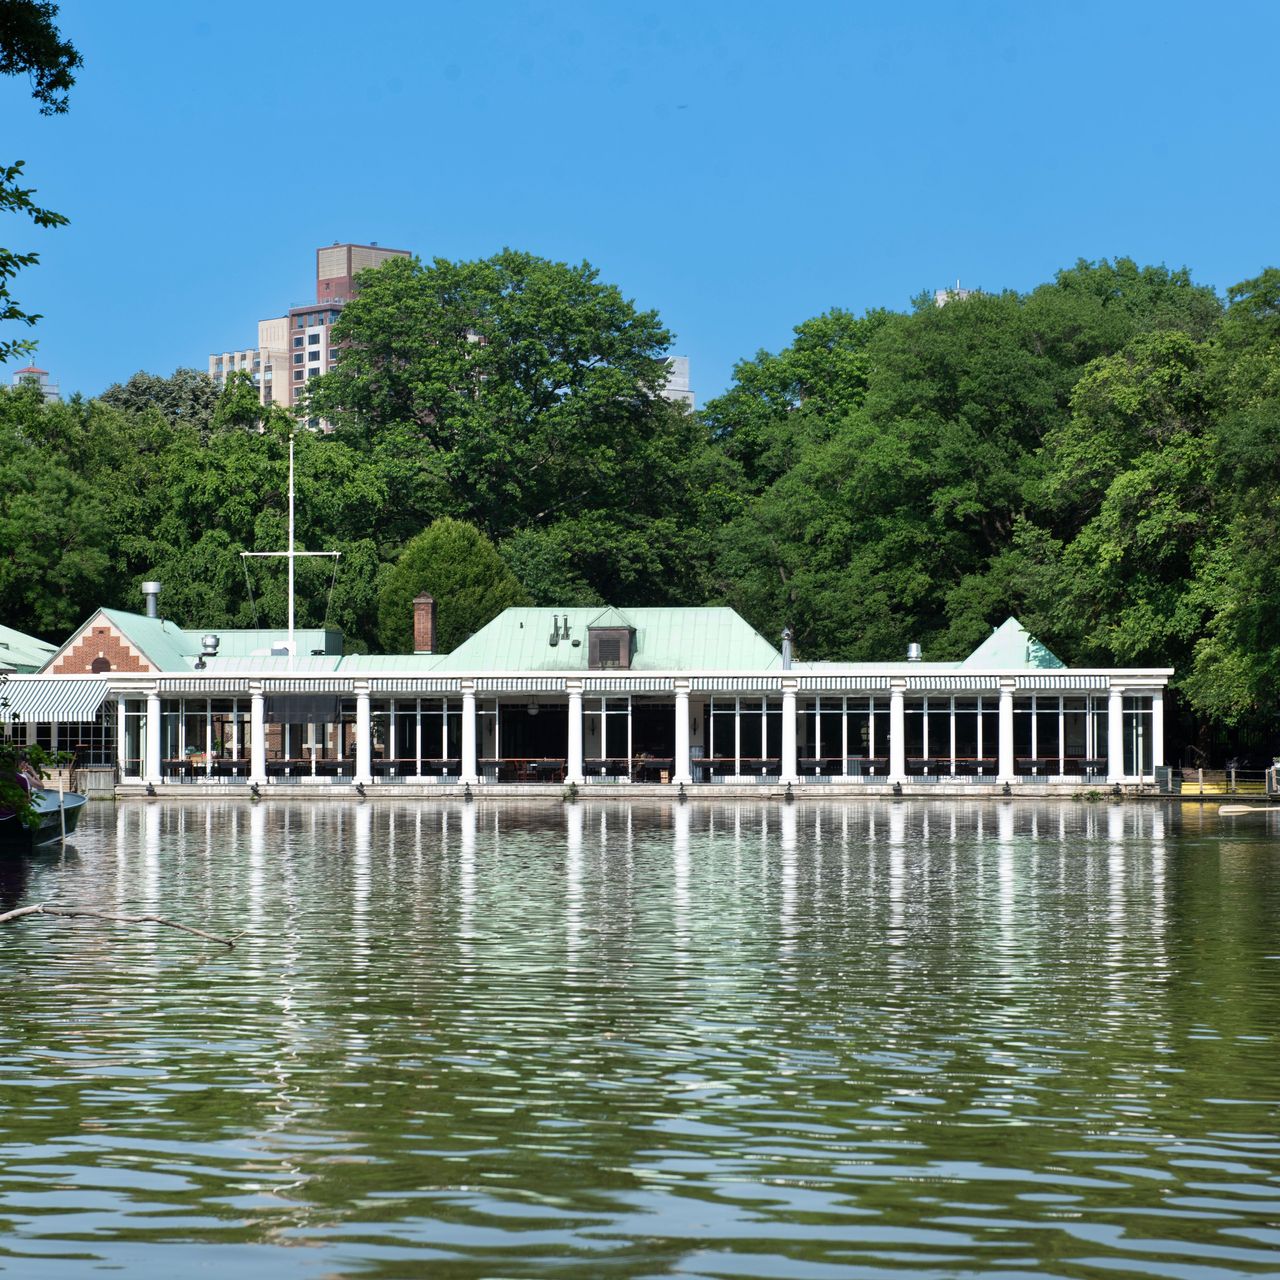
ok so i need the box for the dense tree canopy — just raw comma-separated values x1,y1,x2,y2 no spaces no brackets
3,250,1280,761
308,250,711,606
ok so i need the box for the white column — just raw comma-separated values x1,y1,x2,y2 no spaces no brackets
116,698,127,777
781,681,798,784
354,686,372,785
888,680,906,783
461,684,478,785
250,687,267,784
998,679,1015,784
1151,687,1165,771
566,682,584,785
1108,685,1125,783
674,682,691,784
144,689,161,784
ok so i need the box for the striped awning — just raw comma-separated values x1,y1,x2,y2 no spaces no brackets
1017,674,1109,690
691,676,782,692
796,675,890,691
477,677,565,692
161,677,251,693
370,677,462,694
0,678,112,723
263,677,352,692
907,674,1000,690
584,676,674,692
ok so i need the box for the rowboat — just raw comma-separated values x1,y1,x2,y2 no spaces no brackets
0,788,86,852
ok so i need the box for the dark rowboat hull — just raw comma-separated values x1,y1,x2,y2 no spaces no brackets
0,789,86,853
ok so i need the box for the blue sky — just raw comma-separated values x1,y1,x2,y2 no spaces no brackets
3,0,1278,403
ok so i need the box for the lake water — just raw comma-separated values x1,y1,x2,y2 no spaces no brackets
0,799,1278,1279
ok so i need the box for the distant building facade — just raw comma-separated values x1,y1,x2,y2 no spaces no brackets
10,365,60,403
664,355,694,409
209,242,694,413
209,243,410,410
935,282,977,307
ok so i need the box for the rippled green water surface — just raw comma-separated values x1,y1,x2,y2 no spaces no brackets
1,799,1278,1278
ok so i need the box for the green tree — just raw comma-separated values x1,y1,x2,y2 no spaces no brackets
0,1,80,362
98,368,222,434
310,248,711,606
0,383,116,633
378,518,531,654
701,307,891,490
309,250,677,534
708,261,1223,666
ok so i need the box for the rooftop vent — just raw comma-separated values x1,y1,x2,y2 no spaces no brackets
201,634,220,657
141,580,161,619
907,642,923,662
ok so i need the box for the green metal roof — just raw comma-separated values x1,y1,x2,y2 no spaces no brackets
434,607,781,672
585,606,632,630
44,610,346,673
337,654,444,673
0,624,57,673
961,618,1065,670
98,610,197,671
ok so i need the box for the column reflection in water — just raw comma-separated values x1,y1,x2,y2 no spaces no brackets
996,802,1016,971
564,801,584,967
777,803,797,957
671,801,691,967
887,801,906,939
141,802,162,909
1105,803,1128,1028
458,804,477,965
351,802,373,975
247,799,267,930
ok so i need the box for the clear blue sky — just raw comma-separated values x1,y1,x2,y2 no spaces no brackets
3,0,1278,403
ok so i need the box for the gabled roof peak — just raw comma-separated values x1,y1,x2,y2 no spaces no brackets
585,606,632,630
961,617,1065,670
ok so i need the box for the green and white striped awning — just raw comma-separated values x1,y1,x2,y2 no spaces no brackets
0,678,112,723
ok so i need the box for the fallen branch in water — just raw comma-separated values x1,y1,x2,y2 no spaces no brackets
0,903,241,949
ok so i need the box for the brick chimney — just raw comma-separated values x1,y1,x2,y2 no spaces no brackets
413,593,436,654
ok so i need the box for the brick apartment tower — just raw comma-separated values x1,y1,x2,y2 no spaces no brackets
210,242,410,411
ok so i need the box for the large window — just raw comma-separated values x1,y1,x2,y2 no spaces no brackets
380,698,461,778
706,697,781,778
122,699,146,778
158,697,254,779
1013,694,1109,776
798,696,891,777
585,697,630,762
1123,694,1153,778
903,695,1000,777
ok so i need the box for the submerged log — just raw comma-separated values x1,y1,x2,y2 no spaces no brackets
0,902,241,948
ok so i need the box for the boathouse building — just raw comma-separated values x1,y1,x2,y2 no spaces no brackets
1,601,1169,794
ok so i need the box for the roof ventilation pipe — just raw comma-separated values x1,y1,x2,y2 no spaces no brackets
142,581,161,619
780,627,793,670
907,642,923,662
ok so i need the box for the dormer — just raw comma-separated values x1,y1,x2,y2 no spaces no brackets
587,607,635,670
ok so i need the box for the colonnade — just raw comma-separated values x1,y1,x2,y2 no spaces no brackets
132,677,1164,787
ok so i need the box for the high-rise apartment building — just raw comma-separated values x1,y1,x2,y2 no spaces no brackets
664,355,694,409
209,242,410,410
209,242,694,413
